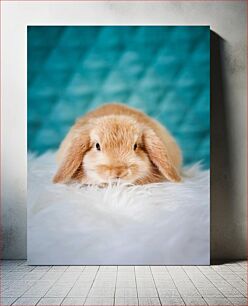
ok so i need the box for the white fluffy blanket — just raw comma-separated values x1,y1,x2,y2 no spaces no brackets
28,153,210,265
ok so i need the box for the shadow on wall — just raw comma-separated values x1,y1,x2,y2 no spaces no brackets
210,31,244,263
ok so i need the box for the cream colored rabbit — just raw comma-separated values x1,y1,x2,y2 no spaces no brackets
53,103,182,185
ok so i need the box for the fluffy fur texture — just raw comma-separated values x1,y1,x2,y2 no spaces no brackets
53,103,182,185
28,153,210,265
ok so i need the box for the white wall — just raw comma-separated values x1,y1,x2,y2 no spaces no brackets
1,1,246,260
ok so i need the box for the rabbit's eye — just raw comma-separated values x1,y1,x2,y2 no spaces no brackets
96,143,101,151
133,143,137,151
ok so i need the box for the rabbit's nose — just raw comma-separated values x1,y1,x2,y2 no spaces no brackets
115,169,123,177
111,166,127,179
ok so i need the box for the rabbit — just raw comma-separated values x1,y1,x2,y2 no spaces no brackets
53,103,182,185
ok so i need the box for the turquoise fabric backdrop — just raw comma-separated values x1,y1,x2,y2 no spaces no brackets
28,26,210,168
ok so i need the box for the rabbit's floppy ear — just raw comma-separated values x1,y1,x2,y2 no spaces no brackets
142,128,181,182
53,131,90,184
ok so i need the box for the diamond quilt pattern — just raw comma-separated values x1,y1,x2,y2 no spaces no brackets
28,26,210,168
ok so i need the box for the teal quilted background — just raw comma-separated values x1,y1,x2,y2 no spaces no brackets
28,26,210,168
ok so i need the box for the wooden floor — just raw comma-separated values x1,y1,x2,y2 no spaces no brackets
1,260,247,305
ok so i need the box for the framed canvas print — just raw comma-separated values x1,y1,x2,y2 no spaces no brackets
27,26,210,265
